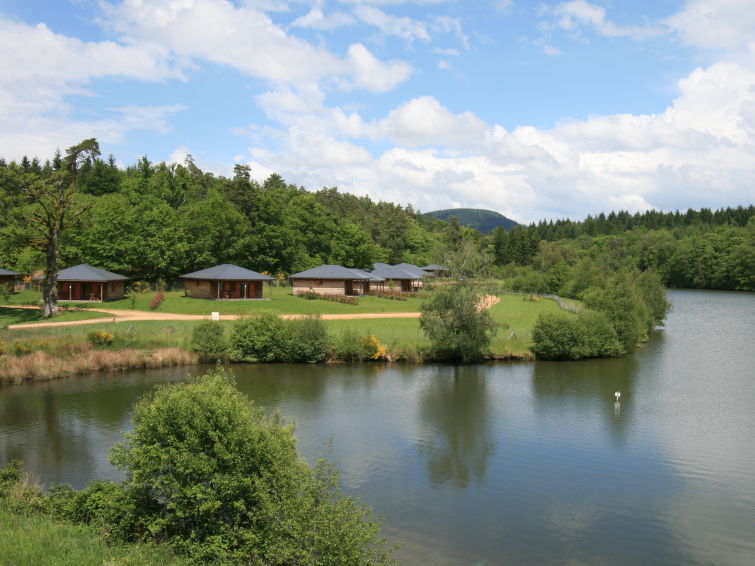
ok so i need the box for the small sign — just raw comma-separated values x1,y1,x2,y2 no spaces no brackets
211,312,220,321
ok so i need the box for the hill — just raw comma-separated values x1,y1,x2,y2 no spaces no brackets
427,208,519,233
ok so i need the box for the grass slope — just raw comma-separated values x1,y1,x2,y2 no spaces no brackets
0,507,189,566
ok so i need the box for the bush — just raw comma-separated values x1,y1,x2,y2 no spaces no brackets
108,370,393,564
87,331,115,346
531,311,622,360
148,291,165,311
334,328,364,361
288,314,328,363
190,321,227,362
12,342,31,355
230,312,291,362
420,284,499,362
361,334,386,360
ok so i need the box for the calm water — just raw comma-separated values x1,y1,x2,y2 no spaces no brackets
1,290,754,565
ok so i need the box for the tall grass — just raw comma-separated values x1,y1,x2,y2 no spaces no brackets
0,346,197,384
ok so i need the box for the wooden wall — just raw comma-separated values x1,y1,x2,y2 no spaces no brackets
292,279,347,296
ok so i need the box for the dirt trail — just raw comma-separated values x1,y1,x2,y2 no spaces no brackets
3,295,498,330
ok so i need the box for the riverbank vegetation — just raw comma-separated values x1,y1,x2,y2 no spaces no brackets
0,370,395,565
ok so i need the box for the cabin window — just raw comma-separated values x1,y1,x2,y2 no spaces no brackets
315,279,322,285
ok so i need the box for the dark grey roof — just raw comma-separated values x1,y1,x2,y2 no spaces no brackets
395,263,433,277
180,264,274,281
370,265,422,280
422,264,448,271
290,265,372,280
0,268,18,276
347,268,385,282
57,264,128,281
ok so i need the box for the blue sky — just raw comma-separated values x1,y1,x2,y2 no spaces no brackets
1,0,754,223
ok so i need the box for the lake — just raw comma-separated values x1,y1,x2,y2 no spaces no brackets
1,290,754,565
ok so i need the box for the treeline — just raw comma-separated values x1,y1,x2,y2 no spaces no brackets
0,151,446,281
489,206,754,291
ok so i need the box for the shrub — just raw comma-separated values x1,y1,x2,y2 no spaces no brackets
190,321,227,362
148,291,165,311
531,311,622,360
1,283,12,302
361,334,386,360
108,370,394,564
335,328,364,361
420,284,500,363
12,342,31,355
230,312,291,362
87,331,115,346
288,314,328,363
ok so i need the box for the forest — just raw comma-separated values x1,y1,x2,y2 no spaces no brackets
0,145,752,292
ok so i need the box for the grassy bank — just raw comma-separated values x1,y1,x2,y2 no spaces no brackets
0,507,190,566
0,293,577,382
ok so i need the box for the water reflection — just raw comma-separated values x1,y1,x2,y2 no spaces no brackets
531,355,638,445
418,365,494,489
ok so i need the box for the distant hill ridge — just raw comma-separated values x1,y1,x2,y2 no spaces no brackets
427,208,519,233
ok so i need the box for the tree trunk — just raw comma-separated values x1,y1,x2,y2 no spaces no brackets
42,229,59,318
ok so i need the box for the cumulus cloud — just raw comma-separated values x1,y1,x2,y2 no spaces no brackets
665,0,755,51
103,0,412,91
243,56,755,222
0,17,184,158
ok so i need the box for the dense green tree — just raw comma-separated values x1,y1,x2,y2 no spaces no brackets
106,370,394,564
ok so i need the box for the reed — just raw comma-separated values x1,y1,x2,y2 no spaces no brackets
0,346,198,383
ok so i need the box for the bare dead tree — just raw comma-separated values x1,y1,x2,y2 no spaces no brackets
25,139,99,317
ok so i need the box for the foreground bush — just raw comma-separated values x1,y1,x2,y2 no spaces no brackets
531,311,622,360
106,370,393,564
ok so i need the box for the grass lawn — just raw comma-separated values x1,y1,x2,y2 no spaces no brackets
4,291,576,359
0,507,189,566
324,293,575,356
64,287,426,316
0,306,109,328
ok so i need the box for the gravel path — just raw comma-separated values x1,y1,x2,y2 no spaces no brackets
4,295,498,330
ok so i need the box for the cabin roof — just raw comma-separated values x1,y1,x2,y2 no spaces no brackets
290,264,373,280
422,264,448,271
56,264,128,282
370,265,423,280
0,268,19,276
179,264,274,281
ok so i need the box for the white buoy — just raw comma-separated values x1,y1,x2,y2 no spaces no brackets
614,391,621,402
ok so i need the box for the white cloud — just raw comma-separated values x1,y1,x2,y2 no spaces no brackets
243,58,755,222
344,43,413,92
353,5,431,42
0,17,184,158
104,0,412,91
550,0,661,41
291,0,356,30
665,0,755,51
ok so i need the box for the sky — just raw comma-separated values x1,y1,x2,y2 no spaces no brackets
1,0,754,223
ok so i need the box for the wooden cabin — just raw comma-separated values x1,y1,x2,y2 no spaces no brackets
370,264,427,292
290,265,383,296
55,264,128,301
421,264,449,277
0,268,18,293
179,264,274,299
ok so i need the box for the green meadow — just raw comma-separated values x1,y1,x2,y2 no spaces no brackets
0,507,189,566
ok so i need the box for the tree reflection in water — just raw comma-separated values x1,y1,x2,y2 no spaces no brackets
418,365,494,489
